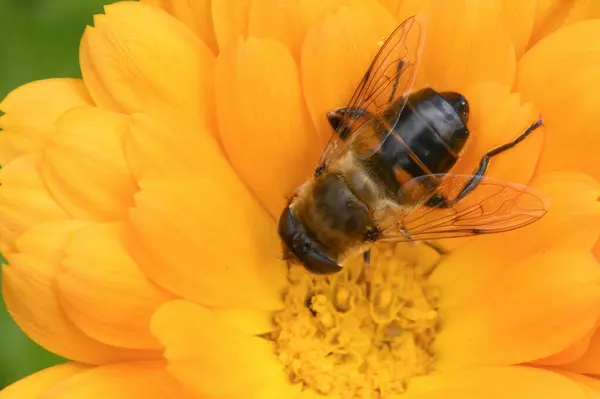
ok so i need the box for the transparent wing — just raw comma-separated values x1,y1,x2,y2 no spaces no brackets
376,174,550,242
319,15,426,166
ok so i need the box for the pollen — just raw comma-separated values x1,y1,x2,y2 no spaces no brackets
270,243,442,398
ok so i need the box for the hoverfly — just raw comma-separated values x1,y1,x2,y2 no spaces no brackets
278,15,549,274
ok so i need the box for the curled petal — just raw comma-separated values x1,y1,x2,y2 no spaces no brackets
432,171,600,307
434,249,600,369
0,363,88,399
0,79,92,164
216,37,320,217
80,2,216,135
3,221,157,364
151,300,284,397
451,82,543,185
404,366,590,399
530,0,600,45
126,174,287,310
0,154,69,251
56,222,172,350
517,20,600,181
301,2,396,144
41,107,136,221
38,361,194,399
140,0,218,53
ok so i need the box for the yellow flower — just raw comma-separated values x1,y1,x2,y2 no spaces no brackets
2,0,600,398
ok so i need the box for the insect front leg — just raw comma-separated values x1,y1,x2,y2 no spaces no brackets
452,118,543,203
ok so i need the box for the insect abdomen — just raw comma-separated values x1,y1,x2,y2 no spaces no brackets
363,88,470,199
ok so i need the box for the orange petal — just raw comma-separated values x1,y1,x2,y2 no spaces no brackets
140,0,218,53
450,82,543,185
564,324,600,375
0,79,92,164
38,361,195,399
552,369,600,396
0,154,69,251
126,173,287,311
434,249,600,370
529,0,600,45
532,323,598,366
211,0,252,51
502,0,538,58
248,0,361,59
0,363,88,399
431,171,600,307
215,37,320,217
529,0,573,45
150,300,283,397
56,222,172,350
3,222,156,364
126,110,219,181
40,107,136,221
404,366,590,399
80,2,216,135
410,0,515,95
517,20,600,181
301,2,396,145
212,308,276,336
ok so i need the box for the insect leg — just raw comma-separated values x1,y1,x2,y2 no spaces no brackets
327,107,373,137
453,118,543,203
363,249,371,265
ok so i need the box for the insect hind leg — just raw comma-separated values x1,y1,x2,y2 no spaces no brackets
452,118,543,204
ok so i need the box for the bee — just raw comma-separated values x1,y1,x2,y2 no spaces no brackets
278,16,549,274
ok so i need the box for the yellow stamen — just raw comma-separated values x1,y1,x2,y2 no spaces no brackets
270,243,442,398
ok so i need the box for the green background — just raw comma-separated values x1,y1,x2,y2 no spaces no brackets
0,0,117,389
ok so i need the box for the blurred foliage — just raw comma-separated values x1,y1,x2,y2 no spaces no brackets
0,0,118,389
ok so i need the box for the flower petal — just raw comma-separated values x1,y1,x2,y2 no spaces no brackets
517,20,600,181
211,0,253,51
213,308,276,336
0,79,92,164
215,37,320,217
80,2,216,135
450,82,543,185
532,323,598,366
38,361,194,399
56,222,172,350
150,300,283,397
126,173,287,310
0,154,69,251
248,0,362,59
530,0,573,45
301,2,396,144
404,366,590,399
40,107,135,221
3,222,156,364
431,171,600,307
502,0,537,57
434,249,600,369
564,325,600,375
0,363,88,399
554,370,600,396
140,0,218,53
398,0,515,95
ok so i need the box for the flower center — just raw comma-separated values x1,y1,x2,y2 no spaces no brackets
270,243,442,398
